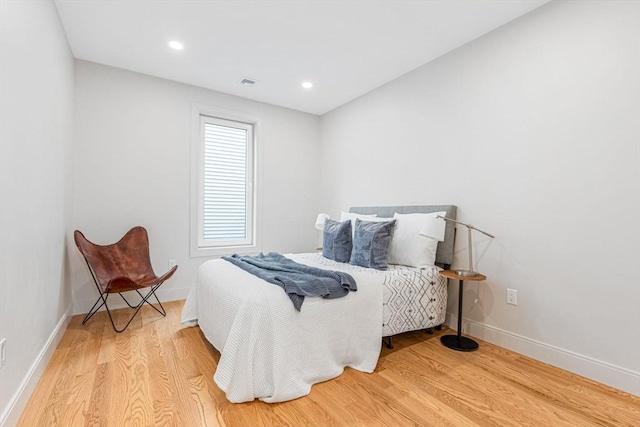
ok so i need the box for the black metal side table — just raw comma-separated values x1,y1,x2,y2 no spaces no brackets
439,270,486,351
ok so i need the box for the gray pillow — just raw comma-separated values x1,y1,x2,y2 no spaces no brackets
322,219,352,263
350,219,397,270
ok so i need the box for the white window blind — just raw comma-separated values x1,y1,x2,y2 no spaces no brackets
198,115,254,249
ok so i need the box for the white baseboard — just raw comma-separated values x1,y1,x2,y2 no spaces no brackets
445,313,640,396
73,286,191,315
0,304,72,427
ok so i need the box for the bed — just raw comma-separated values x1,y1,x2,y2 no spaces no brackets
349,206,456,339
181,205,457,403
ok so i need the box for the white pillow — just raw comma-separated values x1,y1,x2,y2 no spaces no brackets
340,211,377,222
340,211,378,239
388,212,446,267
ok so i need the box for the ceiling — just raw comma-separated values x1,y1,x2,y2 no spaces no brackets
54,0,549,115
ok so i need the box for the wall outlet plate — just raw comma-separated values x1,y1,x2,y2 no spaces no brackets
507,288,518,305
0,338,6,369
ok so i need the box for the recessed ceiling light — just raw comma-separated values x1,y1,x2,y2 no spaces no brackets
169,41,184,50
302,81,313,89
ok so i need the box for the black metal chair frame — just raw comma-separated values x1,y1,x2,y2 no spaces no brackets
81,258,168,333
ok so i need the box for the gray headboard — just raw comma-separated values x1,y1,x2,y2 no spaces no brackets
349,205,457,267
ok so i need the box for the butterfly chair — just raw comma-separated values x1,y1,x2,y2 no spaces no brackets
74,226,178,333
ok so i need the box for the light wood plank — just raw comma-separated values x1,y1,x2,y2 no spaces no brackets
16,300,640,427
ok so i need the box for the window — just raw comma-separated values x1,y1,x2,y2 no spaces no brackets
191,106,260,256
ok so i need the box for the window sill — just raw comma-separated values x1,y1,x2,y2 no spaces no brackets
190,244,261,258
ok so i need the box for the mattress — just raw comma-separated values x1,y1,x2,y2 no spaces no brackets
181,252,446,403
306,254,446,336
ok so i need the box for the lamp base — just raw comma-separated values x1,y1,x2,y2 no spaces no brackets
441,334,479,351
455,269,479,277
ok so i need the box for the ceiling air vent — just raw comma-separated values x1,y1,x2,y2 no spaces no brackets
239,77,259,87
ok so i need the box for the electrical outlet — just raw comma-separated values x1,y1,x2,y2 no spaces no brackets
168,259,177,269
0,338,6,369
507,288,518,306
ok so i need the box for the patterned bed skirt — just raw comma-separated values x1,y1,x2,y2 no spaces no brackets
382,266,447,337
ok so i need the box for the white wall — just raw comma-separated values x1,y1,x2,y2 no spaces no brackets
72,61,320,313
0,0,75,424
319,0,639,394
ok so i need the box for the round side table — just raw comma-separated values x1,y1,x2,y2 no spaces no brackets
439,270,486,352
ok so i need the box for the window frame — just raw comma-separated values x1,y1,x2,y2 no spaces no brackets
190,104,261,257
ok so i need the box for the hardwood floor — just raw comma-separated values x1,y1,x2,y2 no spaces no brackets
17,300,639,426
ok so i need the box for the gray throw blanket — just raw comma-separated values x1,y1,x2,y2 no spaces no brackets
222,252,357,311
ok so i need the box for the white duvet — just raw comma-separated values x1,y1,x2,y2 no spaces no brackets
181,253,385,403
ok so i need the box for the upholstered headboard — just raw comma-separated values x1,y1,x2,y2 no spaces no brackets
349,205,457,268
